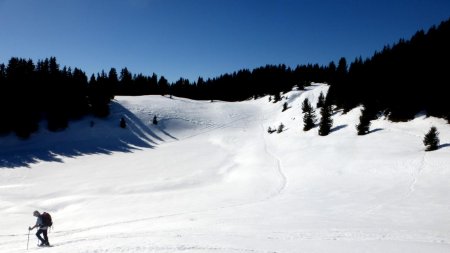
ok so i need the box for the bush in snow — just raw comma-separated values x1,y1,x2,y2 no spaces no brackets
267,126,276,134
318,105,333,136
277,123,285,133
423,126,440,151
302,98,316,131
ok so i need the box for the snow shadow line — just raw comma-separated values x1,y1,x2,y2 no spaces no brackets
331,124,347,133
438,143,450,149
369,128,383,134
0,102,167,169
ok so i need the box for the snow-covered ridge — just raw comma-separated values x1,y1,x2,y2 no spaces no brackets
1,83,449,253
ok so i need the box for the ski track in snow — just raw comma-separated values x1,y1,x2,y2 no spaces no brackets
407,152,426,196
0,107,289,252
361,153,427,217
358,123,434,218
260,123,287,199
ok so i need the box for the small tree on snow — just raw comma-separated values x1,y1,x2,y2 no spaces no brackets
356,106,371,135
153,115,158,125
267,126,276,134
282,102,289,112
318,105,333,136
120,117,126,128
277,123,285,133
302,98,316,131
423,126,440,151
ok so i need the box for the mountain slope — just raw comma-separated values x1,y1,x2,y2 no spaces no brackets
1,84,449,253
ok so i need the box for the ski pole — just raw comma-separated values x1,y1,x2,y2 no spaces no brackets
27,229,30,250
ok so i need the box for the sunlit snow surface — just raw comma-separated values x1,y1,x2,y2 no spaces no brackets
1,84,449,253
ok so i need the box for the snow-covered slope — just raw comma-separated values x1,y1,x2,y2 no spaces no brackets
1,83,449,253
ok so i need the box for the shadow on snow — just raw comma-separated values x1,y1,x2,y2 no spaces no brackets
368,128,383,134
0,101,173,169
438,143,450,149
331,124,348,133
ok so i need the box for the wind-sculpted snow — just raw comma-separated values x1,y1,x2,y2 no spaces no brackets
1,84,450,252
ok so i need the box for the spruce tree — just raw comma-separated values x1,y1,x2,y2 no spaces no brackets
120,117,126,128
282,102,289,112
158,76,169,95
302,98,316,131
153,115,158,125
356,106,371,135
119,117,127,128
108,68,119,99
318,105,333,136
423,126,439,151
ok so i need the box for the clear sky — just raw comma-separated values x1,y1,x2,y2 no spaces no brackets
1,0,449,82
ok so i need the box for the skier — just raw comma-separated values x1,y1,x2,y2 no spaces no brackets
29,210,51,247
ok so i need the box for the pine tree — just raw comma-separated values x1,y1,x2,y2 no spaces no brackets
317,92,325,108
356,106,371,135
153,115,158,125
302,98,316,131
423,126,440,151
318,105,333,136
108,68,119,99
120,117,126,128
282,102,289,112
158,76,169,95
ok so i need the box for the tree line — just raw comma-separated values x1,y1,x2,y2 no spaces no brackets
0,57,113,138
0,57,176,138
172,18,450,121
0,58,335,139
327,19,450,122
1,18,449,139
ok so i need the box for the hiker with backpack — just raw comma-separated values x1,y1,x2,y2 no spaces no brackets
28,210,51,247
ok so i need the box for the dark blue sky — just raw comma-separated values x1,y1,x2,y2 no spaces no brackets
1,0,449,82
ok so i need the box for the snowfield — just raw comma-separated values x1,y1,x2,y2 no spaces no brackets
1,83,450,253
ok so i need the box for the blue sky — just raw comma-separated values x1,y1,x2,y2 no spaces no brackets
1,0,449,82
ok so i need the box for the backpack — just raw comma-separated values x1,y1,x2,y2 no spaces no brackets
41,212,53,227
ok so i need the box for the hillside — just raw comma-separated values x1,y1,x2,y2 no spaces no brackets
1,84,450,253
